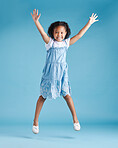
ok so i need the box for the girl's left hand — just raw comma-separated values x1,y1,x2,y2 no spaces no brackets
89,13,99,25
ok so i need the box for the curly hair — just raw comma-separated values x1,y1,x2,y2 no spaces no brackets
47,21,71,39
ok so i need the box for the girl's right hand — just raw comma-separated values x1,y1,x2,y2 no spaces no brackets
31,9,41,23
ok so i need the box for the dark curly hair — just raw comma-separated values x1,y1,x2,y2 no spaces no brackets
48,21,71,39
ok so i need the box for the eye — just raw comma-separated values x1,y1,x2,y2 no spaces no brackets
61,32,63,34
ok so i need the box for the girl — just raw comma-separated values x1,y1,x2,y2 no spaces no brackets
31,9,99,134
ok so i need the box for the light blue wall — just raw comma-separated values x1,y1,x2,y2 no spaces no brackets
0,0,118,125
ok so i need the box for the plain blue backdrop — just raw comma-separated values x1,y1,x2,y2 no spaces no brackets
0,0,118,126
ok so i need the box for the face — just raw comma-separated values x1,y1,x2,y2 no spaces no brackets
53,26,67,42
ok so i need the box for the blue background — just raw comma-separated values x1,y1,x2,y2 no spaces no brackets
0,0,118,126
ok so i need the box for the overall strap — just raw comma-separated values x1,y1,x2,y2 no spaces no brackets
52,39,55,48
47,39,55,52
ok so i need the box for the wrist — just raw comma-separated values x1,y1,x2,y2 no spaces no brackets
88,20,92,25
34,19,39,24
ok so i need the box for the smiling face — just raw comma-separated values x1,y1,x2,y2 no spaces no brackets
53,26,67,42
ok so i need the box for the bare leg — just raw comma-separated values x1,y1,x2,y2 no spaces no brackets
33,95,46,126
63,94,79,123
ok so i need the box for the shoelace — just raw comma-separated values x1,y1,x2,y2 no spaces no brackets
33,126,39,129
74,123,80,127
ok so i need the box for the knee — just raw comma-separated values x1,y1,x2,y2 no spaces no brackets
63,94,70,100
38,95,46,102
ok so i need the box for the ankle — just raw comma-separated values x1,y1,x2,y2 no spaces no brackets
33,119,39,126
73,118,79,123
34,119,38,122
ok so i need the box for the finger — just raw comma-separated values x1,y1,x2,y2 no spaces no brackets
92,13,94,17
31,12,32,16
37,9,38,15
95,19,99,22
95,15,98,19
33,9,36,14
38,13,41,19
94,13,97,17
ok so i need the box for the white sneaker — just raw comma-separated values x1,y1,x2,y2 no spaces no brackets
73,122,81,131
32,125,39,134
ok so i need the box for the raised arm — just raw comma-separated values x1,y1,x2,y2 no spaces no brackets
70,13,99,45
31,9,50,44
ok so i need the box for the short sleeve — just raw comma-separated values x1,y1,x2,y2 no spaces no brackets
65,38,70,49
45,37,54,51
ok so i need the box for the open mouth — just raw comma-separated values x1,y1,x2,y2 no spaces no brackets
56,37,63,40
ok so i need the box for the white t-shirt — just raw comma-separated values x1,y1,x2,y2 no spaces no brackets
45,37,70,51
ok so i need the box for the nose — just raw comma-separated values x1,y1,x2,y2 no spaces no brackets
58,32,61,36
